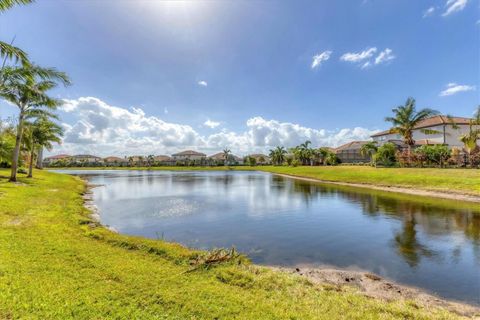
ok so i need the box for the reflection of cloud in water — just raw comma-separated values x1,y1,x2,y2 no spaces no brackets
149,197,204,218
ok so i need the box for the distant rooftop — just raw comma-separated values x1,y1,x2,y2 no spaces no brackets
72,154,102,158
45,154,71,160
172,150,206,156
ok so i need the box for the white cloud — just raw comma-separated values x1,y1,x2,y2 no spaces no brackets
53,97,378,157
198,80,208,87
423,6,435,18
374,48,396,65
442,0,468,16
340,47,377,63
164,107,168,114
341,47,395,69
439,83,476,96
204,119,220,129
311,51,332,69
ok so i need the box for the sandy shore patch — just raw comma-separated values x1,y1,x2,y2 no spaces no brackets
273,173,480,203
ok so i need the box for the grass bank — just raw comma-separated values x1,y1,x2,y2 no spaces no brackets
0,169,461,319
256,166,480,197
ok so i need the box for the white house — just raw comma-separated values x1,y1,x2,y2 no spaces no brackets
171,150,207,161
371,115,477,148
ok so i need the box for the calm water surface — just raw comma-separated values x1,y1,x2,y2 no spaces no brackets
57,170,480,304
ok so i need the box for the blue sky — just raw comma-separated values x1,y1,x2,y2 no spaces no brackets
1,0,478,156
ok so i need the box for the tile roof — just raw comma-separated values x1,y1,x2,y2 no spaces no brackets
334,141,369,152
371,115,472,137
154,155,172,161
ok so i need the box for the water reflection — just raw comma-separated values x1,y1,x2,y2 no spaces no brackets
56,170,480,304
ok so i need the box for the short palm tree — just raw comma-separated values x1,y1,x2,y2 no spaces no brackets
385,98,438,153
0,65,70,181
360,141,378,165
459,106,480,164
223,148,231,165
147,154,155,167
269,146,287,165
23,114,63,178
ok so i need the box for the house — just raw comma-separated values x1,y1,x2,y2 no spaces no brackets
71,154,103,164
334,141,371,163
154,155,175,165
43,154,71,165
104,156,128,165
171,150,206,162
208,152,243,165
371,115,476,148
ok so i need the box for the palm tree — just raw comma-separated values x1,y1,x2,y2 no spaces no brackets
147,154,155,167
23,114,63,178
294,140,313,165
458,106,480,165
385,98,438,156
269,146,287,165
0,65,70,181
360,141,378,165
223,148,231,166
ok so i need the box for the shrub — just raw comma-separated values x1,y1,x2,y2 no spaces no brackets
373,143,397,167
17,167,27,174
414,145,451,168
291,159,300,167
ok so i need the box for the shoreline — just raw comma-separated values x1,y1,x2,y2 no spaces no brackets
271,265,479,317
271,172,480,203
78,177,480,317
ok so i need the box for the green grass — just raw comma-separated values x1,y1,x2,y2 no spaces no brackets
255,166,480,196
51,165,480,196
0,169,461,319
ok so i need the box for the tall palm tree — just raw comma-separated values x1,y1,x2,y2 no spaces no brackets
23,114,63,178
223,148,231,166
385,98,438,154
0,65,70,181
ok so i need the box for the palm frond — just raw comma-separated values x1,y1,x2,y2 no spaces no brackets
0,0,34,12
0,41,29,65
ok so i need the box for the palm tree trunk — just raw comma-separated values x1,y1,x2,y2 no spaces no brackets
9,108,25,182
27,145,35,178
36,147,43,169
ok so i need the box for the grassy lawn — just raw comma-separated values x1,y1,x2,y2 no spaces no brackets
51,165,480,196
255,166,480,196
0,169,461,319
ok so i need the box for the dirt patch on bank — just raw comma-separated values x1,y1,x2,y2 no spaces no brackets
273,173,480,203
273,266,479,318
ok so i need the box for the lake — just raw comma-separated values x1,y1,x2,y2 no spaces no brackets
56,169,480,304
